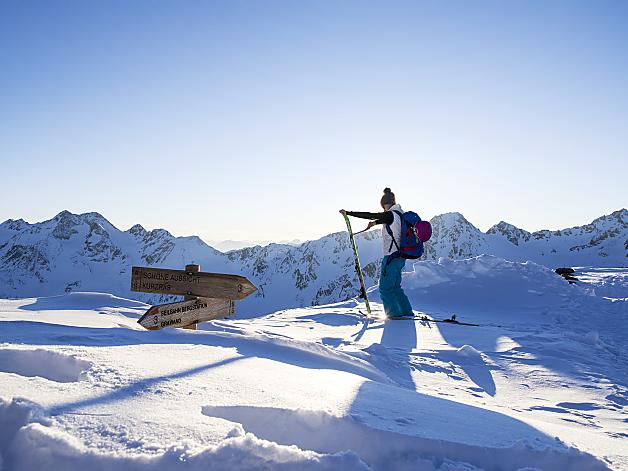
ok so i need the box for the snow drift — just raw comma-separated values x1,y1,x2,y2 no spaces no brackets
0,257,625,470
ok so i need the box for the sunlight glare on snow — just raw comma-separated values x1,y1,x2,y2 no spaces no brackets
494,336,521,353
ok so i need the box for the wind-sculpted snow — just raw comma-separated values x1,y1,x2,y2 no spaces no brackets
185,329,394,385
576,268,628,299
394,255,581,317
20,292,148,312
203,405,609,471
0,395,611,471
0,261,626,469
0,398,369,471
0,348,92,383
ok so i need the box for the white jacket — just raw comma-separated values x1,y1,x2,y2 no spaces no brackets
382,204,403,256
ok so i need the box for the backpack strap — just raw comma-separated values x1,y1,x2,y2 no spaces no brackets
385,210,403,252
385,225,399,252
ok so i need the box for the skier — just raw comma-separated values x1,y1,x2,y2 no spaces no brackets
340,188,414,318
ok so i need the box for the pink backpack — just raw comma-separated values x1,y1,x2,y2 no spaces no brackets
415,220,432,242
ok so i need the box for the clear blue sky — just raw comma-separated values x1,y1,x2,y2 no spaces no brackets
1,1,626,243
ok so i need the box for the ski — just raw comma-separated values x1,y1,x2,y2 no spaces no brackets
343,213,371,316
388,314,479,327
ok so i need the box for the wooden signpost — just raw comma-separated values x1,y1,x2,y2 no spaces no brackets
131,264,257,330
131,266,257,300
137,297,234,330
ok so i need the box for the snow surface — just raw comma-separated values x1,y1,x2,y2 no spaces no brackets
0,256,626,470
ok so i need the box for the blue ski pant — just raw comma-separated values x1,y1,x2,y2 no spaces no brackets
379,256,413,317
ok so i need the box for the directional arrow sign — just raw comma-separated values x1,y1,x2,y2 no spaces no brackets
130,266,257,300
138,297,234,330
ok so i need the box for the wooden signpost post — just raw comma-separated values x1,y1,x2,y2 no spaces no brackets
182,264,200,330
131,264,256,330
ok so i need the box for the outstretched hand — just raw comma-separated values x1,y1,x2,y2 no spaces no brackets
339,209,347,216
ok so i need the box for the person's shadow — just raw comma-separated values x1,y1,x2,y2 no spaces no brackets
378,318,418,390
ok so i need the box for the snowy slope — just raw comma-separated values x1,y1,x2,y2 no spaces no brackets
1,209,626,316
0,257,626,470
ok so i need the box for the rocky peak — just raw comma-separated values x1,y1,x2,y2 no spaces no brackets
79,211,110,223
0,218,28,231
430,213,483,238
432,212,476,230
52,210,81,226
127,224,147,237
488,221,513,231
424,213,485,260
146,228,173,240
52,211,81,240
487,221,531,246
53,211,114,228
592,208,627,227
54,210,75,220
78,212,117,234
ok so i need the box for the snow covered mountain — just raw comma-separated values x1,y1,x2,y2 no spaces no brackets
207,239,304,252
0,209,626,315
427,209,628,266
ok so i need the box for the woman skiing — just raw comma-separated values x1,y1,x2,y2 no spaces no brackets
340,188,414,318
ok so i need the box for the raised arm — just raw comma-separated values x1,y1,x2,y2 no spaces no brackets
341,210,394,225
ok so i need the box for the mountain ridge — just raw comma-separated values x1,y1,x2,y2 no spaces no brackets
1,209,626,315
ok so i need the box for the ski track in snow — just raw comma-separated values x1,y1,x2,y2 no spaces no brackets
0,256,626,470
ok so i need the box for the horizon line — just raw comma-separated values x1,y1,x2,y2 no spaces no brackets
2,208,625,252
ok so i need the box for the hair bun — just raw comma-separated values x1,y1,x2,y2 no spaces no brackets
380,187,396,206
